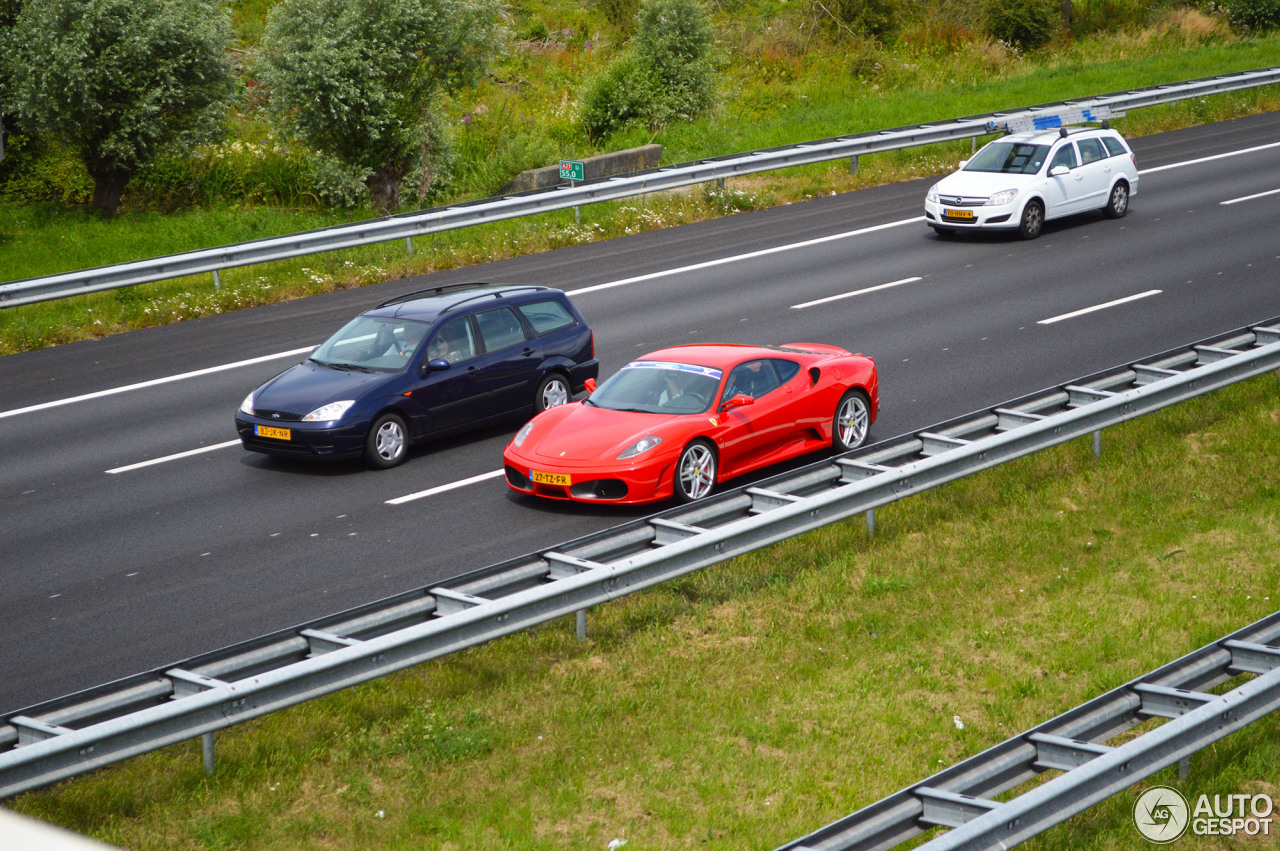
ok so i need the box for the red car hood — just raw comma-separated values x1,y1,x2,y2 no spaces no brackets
527,404,684,461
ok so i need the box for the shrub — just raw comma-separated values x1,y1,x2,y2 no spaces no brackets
581,0,716,141
1213,0,1280,31
580,53,660,141
982,0,1060,49
634,0,717,124
815,0,900,42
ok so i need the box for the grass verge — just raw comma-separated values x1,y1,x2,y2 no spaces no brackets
9,372,1280,849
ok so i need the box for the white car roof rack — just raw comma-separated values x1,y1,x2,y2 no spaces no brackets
985,104,1125,135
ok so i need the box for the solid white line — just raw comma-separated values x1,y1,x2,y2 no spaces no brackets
1139,140,1280,174
106,440,242,474
567,217,924,296
386,469,504,504
1038,290,1162,325
790,277,923,309
1221,187,1280,205
0,346,315,421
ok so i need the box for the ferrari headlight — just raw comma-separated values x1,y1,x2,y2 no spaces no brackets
239,392,256,415
513,421,535,447
986,188,1017,206
617,436,662,459
302,400,355,422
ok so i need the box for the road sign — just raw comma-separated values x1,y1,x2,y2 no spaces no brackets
559,160,584,182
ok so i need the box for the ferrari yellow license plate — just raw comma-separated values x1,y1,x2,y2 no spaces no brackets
255,424,292,441
530,470,571,486
944,208,974,219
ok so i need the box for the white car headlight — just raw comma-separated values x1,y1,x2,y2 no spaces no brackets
617,436,662,459
986,189,1018,206
239,392,256,415
926,184,939,203
302,400,355,422
513,421,535,447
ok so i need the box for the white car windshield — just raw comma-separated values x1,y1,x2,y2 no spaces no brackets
964,142,1050,175
588,361,723,414
310,315,431,372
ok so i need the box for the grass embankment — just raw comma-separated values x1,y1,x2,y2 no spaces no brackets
10,370,1279,848
1,31,1278,356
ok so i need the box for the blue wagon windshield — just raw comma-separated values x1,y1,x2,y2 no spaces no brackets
310,316,431,372
964,142,1049,175
588,361,723,414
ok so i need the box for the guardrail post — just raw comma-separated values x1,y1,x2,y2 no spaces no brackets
202,732,215,774
576,609,587,641
212,270,221,292
406,236,414,255
850,155,858,176
1093,430,1102,458
866,508,875,538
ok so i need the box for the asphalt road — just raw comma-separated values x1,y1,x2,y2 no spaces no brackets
2,111,1278,713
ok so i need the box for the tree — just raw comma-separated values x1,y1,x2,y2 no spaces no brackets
259,0,505,216
2,0,235,216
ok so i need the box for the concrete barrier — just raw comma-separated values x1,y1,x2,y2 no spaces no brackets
500,145,662,193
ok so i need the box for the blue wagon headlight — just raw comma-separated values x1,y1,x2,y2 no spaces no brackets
303,400,355,422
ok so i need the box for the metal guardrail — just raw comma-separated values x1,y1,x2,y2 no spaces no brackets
2,318,1278,800
2,67,1278,309
779,612,1280,851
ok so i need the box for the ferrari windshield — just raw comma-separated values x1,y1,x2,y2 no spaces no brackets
588,361,723,414
964,142,1049,175
310,315,430,372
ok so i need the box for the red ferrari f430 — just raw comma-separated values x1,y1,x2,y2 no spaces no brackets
502,342,878,504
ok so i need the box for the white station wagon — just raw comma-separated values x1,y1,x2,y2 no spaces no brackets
924,124,1138,240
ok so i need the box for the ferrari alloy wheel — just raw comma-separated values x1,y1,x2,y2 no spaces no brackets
674,440,716,503
833,390,870,451
534,372,571,412
365,412,408,469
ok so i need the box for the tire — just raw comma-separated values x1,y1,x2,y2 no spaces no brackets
1103,180,1129,219
931,226,956,238
1017,200,1044,240
364,412,409,469
832,389,871,451
534,372,571,412
673,439,717,504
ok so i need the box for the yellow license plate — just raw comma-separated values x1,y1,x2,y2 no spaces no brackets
530,470,571,486
944,208,974,219
256,424,292,441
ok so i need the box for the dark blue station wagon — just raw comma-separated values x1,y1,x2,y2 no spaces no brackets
236,283,598,468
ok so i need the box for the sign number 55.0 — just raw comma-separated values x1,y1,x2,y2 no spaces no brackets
559,160,584,182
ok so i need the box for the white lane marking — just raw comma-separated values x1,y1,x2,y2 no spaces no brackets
386,469,504,504
790,277,923,309
1221,187,1280,205
1139,140,1280,174
106,440,242,474
566,218,924,296
1038,290,1162,325
0,346,315,421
